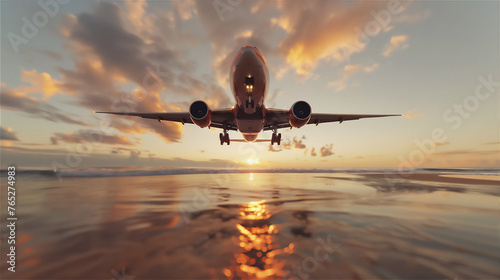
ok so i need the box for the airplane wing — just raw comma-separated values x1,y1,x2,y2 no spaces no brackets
96,109,238,131
264,109,400,130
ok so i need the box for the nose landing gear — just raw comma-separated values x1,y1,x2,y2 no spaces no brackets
245,97,254,109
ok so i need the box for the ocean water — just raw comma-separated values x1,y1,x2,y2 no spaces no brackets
0,169,499,279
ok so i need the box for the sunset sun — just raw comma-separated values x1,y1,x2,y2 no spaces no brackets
246,158,260,165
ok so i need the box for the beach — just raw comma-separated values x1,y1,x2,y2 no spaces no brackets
0,169,498,279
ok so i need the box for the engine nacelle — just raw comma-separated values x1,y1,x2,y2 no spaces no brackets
289,101,311,128
189,100,212,128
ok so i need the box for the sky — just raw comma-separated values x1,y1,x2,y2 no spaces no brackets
1,0,499,169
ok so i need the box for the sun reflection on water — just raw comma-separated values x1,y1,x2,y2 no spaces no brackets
224,200,294,279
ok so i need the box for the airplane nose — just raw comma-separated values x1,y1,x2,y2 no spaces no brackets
240,47,254,55
241,46,258,54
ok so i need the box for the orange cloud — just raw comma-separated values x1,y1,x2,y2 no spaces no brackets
21,69,63,99
276,1,390,79
434,141,450,147
310,147,317,157
328,64,361,92
364,63,379,73
320,144,334,157
383,35,409,57
173,0,197,20
1,84,87,126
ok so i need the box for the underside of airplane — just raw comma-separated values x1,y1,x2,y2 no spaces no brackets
97,46,400,145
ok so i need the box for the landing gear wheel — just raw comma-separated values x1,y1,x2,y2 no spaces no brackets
245,100,254,108
271,133,281,145
219,132,230,145
219,122,231,145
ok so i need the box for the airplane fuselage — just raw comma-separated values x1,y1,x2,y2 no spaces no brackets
230,46,269,142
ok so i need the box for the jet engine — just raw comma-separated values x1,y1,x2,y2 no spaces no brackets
189,100,212,128
289,101,311,128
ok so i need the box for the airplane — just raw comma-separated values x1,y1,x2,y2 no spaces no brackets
97,46,400,145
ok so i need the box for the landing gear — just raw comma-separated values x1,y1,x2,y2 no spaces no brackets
246,92,254,109
271,132,281,145
245,98,254,109
219,122,230,145
270,121,281,145
219,133,230,145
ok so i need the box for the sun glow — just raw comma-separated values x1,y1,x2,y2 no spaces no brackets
247,158,260,165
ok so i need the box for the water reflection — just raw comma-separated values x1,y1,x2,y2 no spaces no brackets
224,200,294,279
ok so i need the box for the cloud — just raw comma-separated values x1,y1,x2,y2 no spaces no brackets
55,2,233,143
20,69,64,99
282,138,292,150
404,109,426,119
1,85,87,126
293,137,306,149
40,50,62,60
328,64,361,92
383,35,409,57
434,141,450,147
173,0,197,21
275,1,393,79
320,144,334,157
195,1,393,83
123,0,150,36
266,88,284,107
50,130,136,146
364,63,379,73
130,149,141,161
431,149,499,156
1,145,245,168
0,127,19,141
393,10,431,23
70,2,158,86
483,142,500,145
310,147,317,157
268,144,282,152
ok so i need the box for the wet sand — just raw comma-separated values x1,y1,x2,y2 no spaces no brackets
1,172,498,279
365,172,500,186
